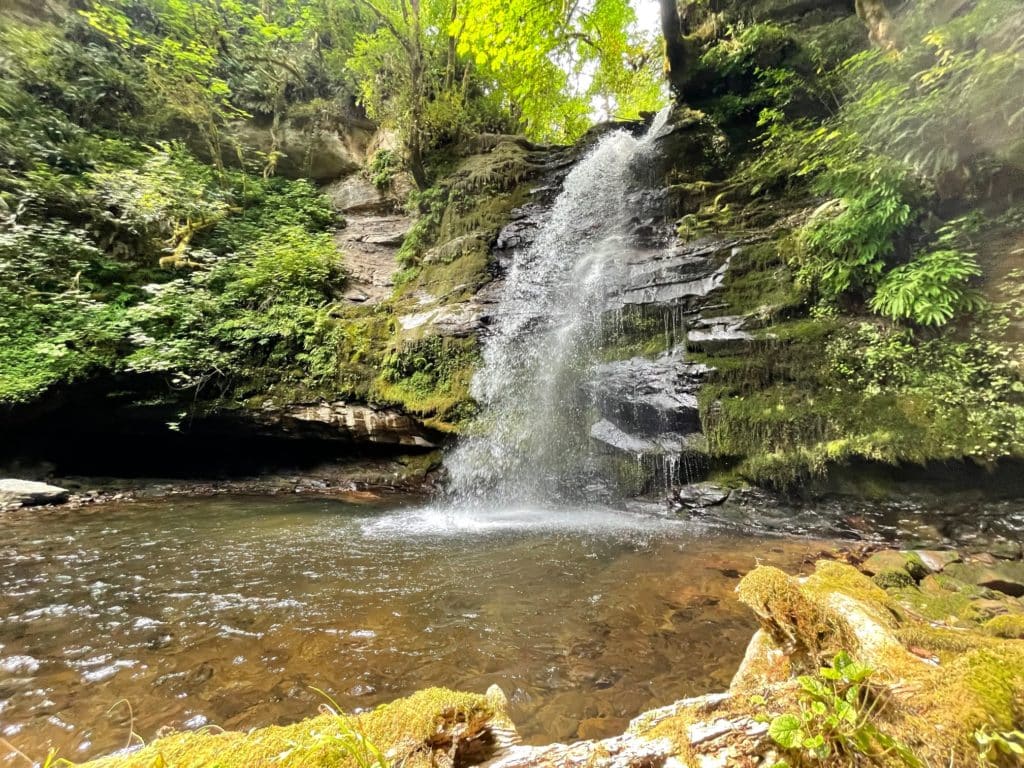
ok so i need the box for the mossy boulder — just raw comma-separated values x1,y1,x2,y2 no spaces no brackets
861,549,931,590
734,561,1024,764
944,561,1024,598
982,614,1024,639
79,687,514,768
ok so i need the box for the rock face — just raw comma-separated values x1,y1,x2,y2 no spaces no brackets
0,479,69,508
227,115,375,182
253,402,440,448
322,174,392,215
334,213,412,304
610,239,737,310
589,355,706,436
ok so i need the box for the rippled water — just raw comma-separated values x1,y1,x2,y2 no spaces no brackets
0,495,835,764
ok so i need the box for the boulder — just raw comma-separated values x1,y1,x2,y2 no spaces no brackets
0,479,69,508
944,561,1024,597
321,174,391,214
860,550,928,581
912,549,962,573
672,482,730,511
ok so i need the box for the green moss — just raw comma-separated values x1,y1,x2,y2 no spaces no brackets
737,561,1024,764
716,237,807,319
981,614,1024,640
887,584,980,625
600,305,683,362
371,335,481,432
79,687,504,768
736,565,831,663
872,570,916,590
401,250,492,305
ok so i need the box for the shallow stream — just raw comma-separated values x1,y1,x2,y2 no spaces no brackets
0,495,836,764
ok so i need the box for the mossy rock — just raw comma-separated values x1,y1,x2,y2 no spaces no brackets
861,550,928,582
872,569,916,589
79,687,510,768
982,614,1024,639
944,561,1024,598
735,561,1024,764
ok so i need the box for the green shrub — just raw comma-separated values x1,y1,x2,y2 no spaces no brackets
367,149,398,190
870,249,983,326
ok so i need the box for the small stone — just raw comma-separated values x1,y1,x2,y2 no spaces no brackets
912,550,961,574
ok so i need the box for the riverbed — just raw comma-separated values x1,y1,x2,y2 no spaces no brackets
0,495,837,764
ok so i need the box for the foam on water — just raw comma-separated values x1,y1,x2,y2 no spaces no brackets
359,501,687,539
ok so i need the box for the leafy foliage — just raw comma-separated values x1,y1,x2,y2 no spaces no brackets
976,726,1024,767
731,0,1023,328
870,249,983,326
759,652,921,767
367,149,398,190
455,0,665,141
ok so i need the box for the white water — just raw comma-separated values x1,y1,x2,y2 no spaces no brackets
447,109,672,506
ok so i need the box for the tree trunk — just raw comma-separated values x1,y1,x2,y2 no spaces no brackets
659,0,699,100
407,0,429,190
855,0,899,50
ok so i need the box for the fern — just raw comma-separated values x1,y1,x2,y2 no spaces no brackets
870,249,984,326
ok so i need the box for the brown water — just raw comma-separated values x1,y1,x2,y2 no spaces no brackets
0,495,836,764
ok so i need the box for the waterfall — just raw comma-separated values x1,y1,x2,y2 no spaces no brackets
447,109,672,506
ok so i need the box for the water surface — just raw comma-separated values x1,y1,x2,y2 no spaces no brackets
0,495,835,764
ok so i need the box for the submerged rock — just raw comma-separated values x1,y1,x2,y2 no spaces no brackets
0,479,69,509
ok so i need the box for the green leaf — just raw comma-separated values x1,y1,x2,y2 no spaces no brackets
768,714,804,750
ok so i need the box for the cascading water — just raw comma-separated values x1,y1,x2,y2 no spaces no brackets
447,109,672,506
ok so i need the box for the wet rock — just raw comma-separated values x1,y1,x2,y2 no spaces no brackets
913,549,962,573
943,561,1024,597
672,483,730,511
686,315,754,354
254,402,439,449
589,420,706,459
611,239,738,310
577,717,628,741
588,353,706,437
0,479,69,509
